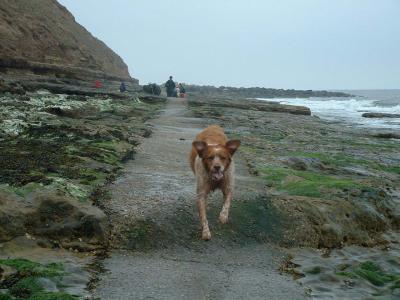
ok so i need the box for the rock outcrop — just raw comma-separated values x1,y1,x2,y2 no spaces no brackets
0,92,165,248
0,0,138,94
185,84,353,98
0,191,108,249
362,112,400,118
190,97,312,115
188,95,400,249
371,132,400,139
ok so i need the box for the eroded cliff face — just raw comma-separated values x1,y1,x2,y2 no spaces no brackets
0,0,138,93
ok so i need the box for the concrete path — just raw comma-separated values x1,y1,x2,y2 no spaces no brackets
93,98,307,300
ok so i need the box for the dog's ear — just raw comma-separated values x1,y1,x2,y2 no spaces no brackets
226,140,241,155
193,141,207,158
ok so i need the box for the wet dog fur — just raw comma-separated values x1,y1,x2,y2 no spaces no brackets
190,125,240,240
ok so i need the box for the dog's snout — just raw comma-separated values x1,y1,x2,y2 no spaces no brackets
214,165,221,171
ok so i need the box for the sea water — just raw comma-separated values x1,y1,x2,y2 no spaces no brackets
258,89,400,130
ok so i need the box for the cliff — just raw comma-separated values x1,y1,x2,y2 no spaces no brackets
0,0,138,94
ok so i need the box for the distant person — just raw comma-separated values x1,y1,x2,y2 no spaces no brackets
179,83,186,98
174,83,180,97
165,76,175,97
119,82,127,93
95,80,102,89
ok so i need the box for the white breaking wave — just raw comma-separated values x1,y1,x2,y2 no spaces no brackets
257,97,400,130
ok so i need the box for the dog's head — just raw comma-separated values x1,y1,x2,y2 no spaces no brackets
193,140,241,181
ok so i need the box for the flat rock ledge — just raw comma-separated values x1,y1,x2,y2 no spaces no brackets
190,97,311,115
371,132,400,139
362,112,400,118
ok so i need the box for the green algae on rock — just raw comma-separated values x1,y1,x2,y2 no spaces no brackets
289,244,400,298
188,95,400,248
0,92,165,247
0,258,79,300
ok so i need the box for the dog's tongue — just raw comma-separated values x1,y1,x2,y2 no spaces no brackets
212,170,224,181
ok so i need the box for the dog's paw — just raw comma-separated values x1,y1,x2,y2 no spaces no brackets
219,212,229,224
202,229,211,241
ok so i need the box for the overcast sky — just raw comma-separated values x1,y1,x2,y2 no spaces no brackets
58,0,399,90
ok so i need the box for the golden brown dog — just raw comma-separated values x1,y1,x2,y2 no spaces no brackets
190,125,240,240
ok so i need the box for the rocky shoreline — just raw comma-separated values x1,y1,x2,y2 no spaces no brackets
189,97,312,115
0,89,165,299
187,95,400,298
185,84,353,99
0,91,165,246
1,0,398,297
188,95,400,248
1,91,399,298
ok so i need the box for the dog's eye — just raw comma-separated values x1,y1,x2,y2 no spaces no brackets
207,156,215,160
220,157,226,160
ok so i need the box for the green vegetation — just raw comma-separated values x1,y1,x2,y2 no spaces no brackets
0,294,13,300
0,259,64,278
378,165,400,175
25,292,77,300
78,168,107,186
338,138,399,150
259,166,361,198
0,94,164,203
289,151,400,176
0,259,79,300
10,277,44,298
239,145,263,154
336,261,400,290
288,151,364,166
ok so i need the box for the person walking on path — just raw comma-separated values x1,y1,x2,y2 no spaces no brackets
165,76,175,97
179,83,186,98
174,83,180,97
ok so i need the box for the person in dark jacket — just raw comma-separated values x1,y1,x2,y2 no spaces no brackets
119,82,127,93
165,76,175,97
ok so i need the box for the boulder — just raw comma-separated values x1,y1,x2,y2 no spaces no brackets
0,193,29,242
27,192,108,246
143,84,161,96
0,191,108,248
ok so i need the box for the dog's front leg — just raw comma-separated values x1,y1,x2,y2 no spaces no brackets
197,188,211,240
219,189,233,224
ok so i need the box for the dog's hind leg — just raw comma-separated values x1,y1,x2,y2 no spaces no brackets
197,189,211,240
219,189,232,224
